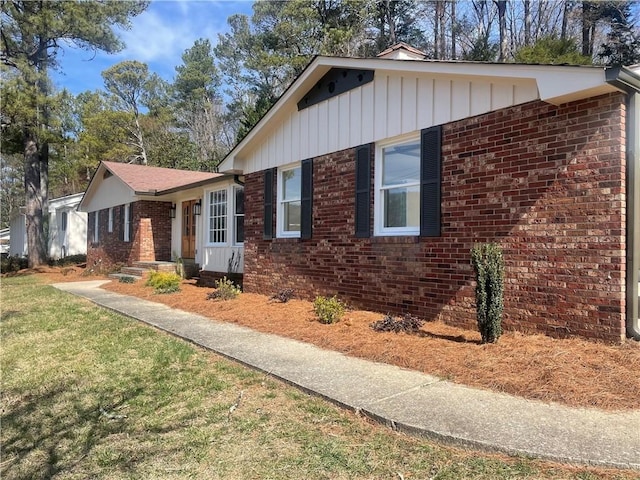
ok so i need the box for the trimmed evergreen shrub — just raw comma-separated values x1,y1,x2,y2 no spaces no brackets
313,295,345,324
471,243,505,344
370,313,425,333
145,270,181,294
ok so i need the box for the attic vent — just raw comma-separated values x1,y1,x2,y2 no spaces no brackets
297,68,374,111
103,171,113,179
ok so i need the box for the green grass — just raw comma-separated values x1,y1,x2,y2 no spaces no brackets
1,276,635,479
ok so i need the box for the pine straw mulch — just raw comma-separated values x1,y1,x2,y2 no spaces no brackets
18,265,640,412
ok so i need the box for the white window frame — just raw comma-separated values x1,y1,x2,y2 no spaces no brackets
206,188,228,245
374,133,421,237
108,207,114,233
277,163,302,238
233,185,244,246
124,203,131,242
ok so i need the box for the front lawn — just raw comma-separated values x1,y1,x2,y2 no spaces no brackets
1,276,635,479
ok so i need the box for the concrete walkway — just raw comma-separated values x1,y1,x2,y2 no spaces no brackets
52,280,640,470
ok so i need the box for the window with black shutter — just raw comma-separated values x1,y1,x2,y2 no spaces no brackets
420,126,442,237
300,159,313,239
263,168,275,239
355,145,371,238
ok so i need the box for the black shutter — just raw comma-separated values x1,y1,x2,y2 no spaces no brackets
300,158,313,239
420,126,442,237
89,212,95,243
355,144,371,238
119,205,125,241
128,203,134,242
263,168,275,239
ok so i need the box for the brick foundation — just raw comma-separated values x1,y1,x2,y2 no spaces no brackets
243,93,627,342
87,200,172,273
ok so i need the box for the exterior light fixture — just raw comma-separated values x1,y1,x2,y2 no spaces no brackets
170,204,176,218
193,199,202,216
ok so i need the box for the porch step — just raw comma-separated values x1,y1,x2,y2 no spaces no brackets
120,266,147,277
132,261,177,273
108,272,142,282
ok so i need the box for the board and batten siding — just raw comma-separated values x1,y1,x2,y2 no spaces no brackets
241,71,539,174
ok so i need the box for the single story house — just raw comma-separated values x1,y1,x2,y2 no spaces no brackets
9,192,87,260
78,161,244,282
218,44,640,342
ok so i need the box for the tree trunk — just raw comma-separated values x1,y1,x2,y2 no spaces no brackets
561,0,569,40
524,0,531,45
582,1,591,56
24,132,47,267
495,0,508,61
450,0,456,59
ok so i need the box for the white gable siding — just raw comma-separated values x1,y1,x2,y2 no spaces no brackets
240,71,539,174
83,174,134,212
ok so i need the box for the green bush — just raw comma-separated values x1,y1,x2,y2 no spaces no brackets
313,295,345,324
50,254,87,267
118,275,136,284
471,243,505,344
207,276,241,301
145,270,181,294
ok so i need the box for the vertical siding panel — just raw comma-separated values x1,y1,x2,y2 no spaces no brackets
514,81,538,104
361,82,375,144
298,107,309,160
318,100,329,157
401,75,417,134
350,88,362,146
275,122,284,166
433,78,452,125
339,93,350,150
308,104,319,158
491,81,513,110
417,77,434,130
327,96,340,153
451,80,471,120
283,113,292,165
387,74,402,138
471,81,492,116
291,108,301,162
268,134,277,169
374,74,388,140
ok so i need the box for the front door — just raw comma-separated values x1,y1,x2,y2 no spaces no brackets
181,200,197,259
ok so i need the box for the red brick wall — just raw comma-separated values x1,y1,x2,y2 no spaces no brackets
87,200,172,273
243,93,627,342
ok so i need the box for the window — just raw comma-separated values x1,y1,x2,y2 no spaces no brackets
108,207,114,233
207,189,227,244
234,186,244,245
278,164,301,237
375,136,421,235
123,203,131,242
369,127,441,238
60,211,68,232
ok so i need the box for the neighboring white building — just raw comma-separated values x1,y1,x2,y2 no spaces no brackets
0,228,10,255
9,193,87,259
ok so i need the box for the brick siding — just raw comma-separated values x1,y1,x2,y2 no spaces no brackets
87,200,172,273
243,92,627,342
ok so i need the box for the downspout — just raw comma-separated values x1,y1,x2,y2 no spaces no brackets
606,66,640,340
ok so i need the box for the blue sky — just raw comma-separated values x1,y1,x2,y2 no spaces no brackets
52,0,254,96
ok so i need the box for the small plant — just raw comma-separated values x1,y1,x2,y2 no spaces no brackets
471,242,505,344
370,313,425,333
118,275,136,284
313,295,345,324
207,276,241,301
270,288,295,303
145,270,181,294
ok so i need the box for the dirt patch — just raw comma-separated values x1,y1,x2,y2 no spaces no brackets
31,266,640,411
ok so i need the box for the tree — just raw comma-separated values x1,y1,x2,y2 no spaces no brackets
1,0,148,266
597,1,640,65
101,60,166,165
514,35,592,64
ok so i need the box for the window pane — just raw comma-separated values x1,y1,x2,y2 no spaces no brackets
384,186,420,228
282,167,301,201
382,141,420,187
284,201,301,232
208,190,227,243
235,187,244,214
235,216,244,243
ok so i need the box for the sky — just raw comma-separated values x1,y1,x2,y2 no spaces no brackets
51,0,254,96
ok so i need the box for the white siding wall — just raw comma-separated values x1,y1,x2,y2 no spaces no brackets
84,175,134,212
241,72,539,174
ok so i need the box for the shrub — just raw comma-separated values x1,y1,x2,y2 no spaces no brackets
207,276,241,301
270,288,295,303
370,313,424,333
50,254,87,267
118,275,136,284
471,243,505,344
313,295,345,324
0,255,28,274
145,270,181,294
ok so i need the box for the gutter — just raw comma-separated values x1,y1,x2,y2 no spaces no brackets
606,66,640,340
